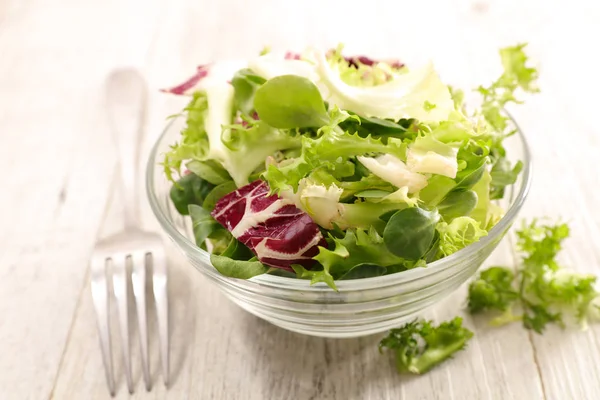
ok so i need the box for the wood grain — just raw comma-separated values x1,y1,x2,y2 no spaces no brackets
1,0,599,399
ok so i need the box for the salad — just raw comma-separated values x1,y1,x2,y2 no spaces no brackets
162,44,538,290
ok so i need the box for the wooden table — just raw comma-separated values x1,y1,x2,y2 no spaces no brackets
2,0,599,398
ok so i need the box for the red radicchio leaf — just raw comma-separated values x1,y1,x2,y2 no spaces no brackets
345,55,404,69
211,180,326,270
160,65,210,95
325,49,405,70
284,51,301,60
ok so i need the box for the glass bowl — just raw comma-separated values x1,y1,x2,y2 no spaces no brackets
146,115,531,338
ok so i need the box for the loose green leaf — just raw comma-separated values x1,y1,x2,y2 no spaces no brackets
467,219,600,334
339,112,414,138
384,208,440,260
169,173,215,215
354,189,393,198
468,266,518,313
254,75,329,129
490,159,523,199
263,127,403,193
470,169,503,230
338,263,387,280
454,161,487,191
314,229,406,279
379,317,474,374
266,268,297,278
418,175,457,207
423,230,441,263
162,92,210,183
220,236,254,260
210,254,269,279
188,204,225,247
406,134,460,178
437,217,487,257
203,180,238,211
437,190,478,221
187,159,232,185
292,264,337,291
231,68,266,115
478,43,539,135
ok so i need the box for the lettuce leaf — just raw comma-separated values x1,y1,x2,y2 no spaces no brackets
163,93,210,183
436,217,488,257
263,128,404,192
314,228,406,279
406,135,460,178
164,83,301,187
478,44,539,134
357,154,427,194
315,50,454,122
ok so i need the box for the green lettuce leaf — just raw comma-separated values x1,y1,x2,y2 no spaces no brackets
326,44,401,87
436,217,488,257
169,173,215,215
470,169,503,230
478,44,539,134
231,68,266,116
163,92,210,183
314,228,406,281
263,127,404,192
188,204,231,252
165,83,301,188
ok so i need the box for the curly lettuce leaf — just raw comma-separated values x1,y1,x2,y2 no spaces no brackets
467,220,600,333
163,93,210,183
436,217,488,257
263,127,404,192
314,228,407,279
475,44,538,200
164,81,301,188
478,44,539,134
379,317,474,374
468,266,518,313
326,44,402,87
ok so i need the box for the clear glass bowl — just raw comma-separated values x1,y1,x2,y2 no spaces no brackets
146,115,531,338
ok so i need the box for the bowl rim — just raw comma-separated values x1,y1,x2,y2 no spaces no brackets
146,112,531,291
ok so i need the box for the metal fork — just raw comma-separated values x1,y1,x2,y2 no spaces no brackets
90,69,169,396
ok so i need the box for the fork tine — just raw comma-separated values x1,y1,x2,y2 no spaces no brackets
91,257,116,396
132,252,151,391
151,249,170,386
112,256,134,393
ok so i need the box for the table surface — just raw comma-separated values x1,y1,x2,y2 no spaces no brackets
2,0,600,399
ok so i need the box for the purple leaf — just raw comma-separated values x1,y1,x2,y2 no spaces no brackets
211,180,326,270
160,65,210,95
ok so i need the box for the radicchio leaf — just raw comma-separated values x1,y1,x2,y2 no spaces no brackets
326,49,405,70
211,180,326,270
161,65,210,95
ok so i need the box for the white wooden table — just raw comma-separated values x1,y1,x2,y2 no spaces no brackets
1,0,599,398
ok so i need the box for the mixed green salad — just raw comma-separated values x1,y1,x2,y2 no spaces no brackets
162,44,538,290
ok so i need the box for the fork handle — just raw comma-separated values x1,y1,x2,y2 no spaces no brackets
106,69,148,229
